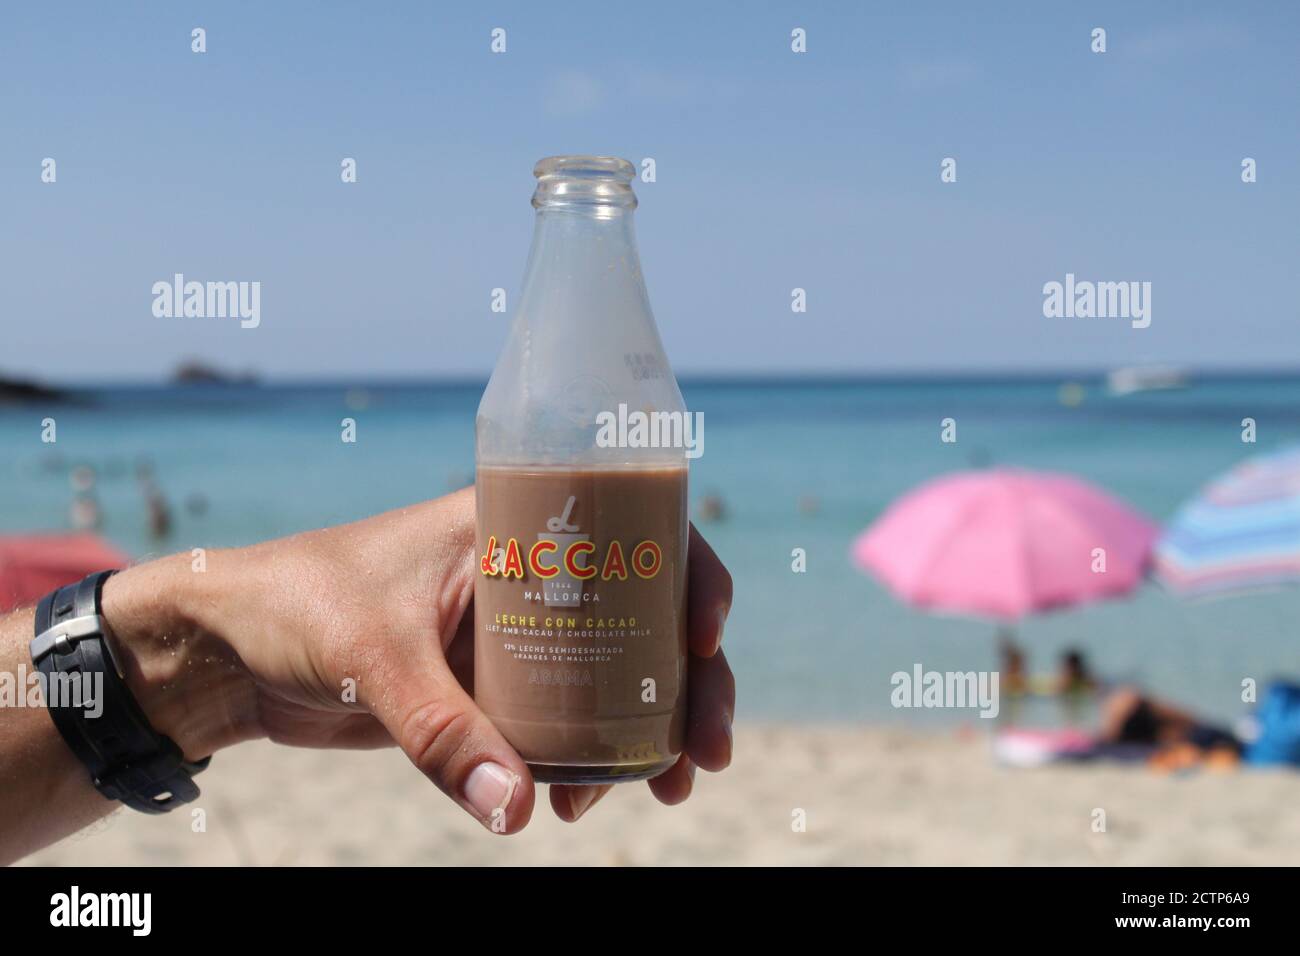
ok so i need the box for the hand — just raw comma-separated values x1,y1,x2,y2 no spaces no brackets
103,487,735,834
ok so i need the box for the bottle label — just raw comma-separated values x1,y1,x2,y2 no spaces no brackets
479,494,666,607
473,468,687,764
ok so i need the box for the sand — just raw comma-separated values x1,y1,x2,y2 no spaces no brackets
20,724,1300,866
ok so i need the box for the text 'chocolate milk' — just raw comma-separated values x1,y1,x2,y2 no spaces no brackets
475,157,690,784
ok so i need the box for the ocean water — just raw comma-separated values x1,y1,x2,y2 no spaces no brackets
3,377,1299,727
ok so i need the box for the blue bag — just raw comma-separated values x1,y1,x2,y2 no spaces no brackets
1246,681,1300,767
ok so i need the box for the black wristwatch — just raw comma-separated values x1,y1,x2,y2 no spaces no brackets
30,570,210,814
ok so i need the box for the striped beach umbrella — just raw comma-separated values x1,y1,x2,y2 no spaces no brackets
1155,446,1300,597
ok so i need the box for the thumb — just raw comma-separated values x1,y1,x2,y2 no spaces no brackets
367,651,535,834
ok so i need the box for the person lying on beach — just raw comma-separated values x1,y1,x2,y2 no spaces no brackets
1099,686,1242,772
0,488,735,865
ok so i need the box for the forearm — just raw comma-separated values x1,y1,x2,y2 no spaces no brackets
0,554,261,864
0,604,110,863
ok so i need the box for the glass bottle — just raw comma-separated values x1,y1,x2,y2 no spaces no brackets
475,156,689,784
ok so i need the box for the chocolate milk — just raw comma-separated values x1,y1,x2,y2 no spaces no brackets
474,156,692,783
475,466,687,782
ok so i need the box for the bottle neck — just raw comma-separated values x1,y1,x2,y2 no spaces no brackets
520,206,645,305
531,202,636,239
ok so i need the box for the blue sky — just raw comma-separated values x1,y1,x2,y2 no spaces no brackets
2,1,1297,381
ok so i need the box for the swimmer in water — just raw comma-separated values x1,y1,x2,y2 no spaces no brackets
68,465,102,531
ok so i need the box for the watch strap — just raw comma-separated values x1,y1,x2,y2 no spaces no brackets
32,570,210,814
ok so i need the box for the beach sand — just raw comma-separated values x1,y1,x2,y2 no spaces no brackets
21,725,1300,866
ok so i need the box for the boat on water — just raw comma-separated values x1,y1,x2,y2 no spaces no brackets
1106,365,1190,396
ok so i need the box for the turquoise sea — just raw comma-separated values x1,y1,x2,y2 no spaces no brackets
3,376,1299,727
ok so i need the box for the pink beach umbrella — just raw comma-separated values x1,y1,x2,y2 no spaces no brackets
852,469,1157,621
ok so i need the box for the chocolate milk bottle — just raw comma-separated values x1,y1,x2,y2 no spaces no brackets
475,156,689,784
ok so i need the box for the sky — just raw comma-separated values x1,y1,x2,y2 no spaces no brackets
1,1,1298,382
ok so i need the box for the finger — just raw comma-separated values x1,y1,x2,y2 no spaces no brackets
362,645,535,834
647,754,695,805
687,524,733,658
685,647,735,772
549,784,614,822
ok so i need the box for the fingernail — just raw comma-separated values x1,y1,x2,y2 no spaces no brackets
464,762,519,825
568,787,597,821
722,713,734,758
715,606,728,650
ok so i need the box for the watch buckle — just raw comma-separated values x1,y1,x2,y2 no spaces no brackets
29,614,109,663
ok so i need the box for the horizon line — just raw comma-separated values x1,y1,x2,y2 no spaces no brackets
11,364,1300,390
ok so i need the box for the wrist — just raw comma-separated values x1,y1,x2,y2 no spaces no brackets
100,554,262,759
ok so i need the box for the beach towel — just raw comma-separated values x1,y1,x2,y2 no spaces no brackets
992,727,1154,768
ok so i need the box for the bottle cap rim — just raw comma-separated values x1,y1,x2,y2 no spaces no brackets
534,155,635,182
